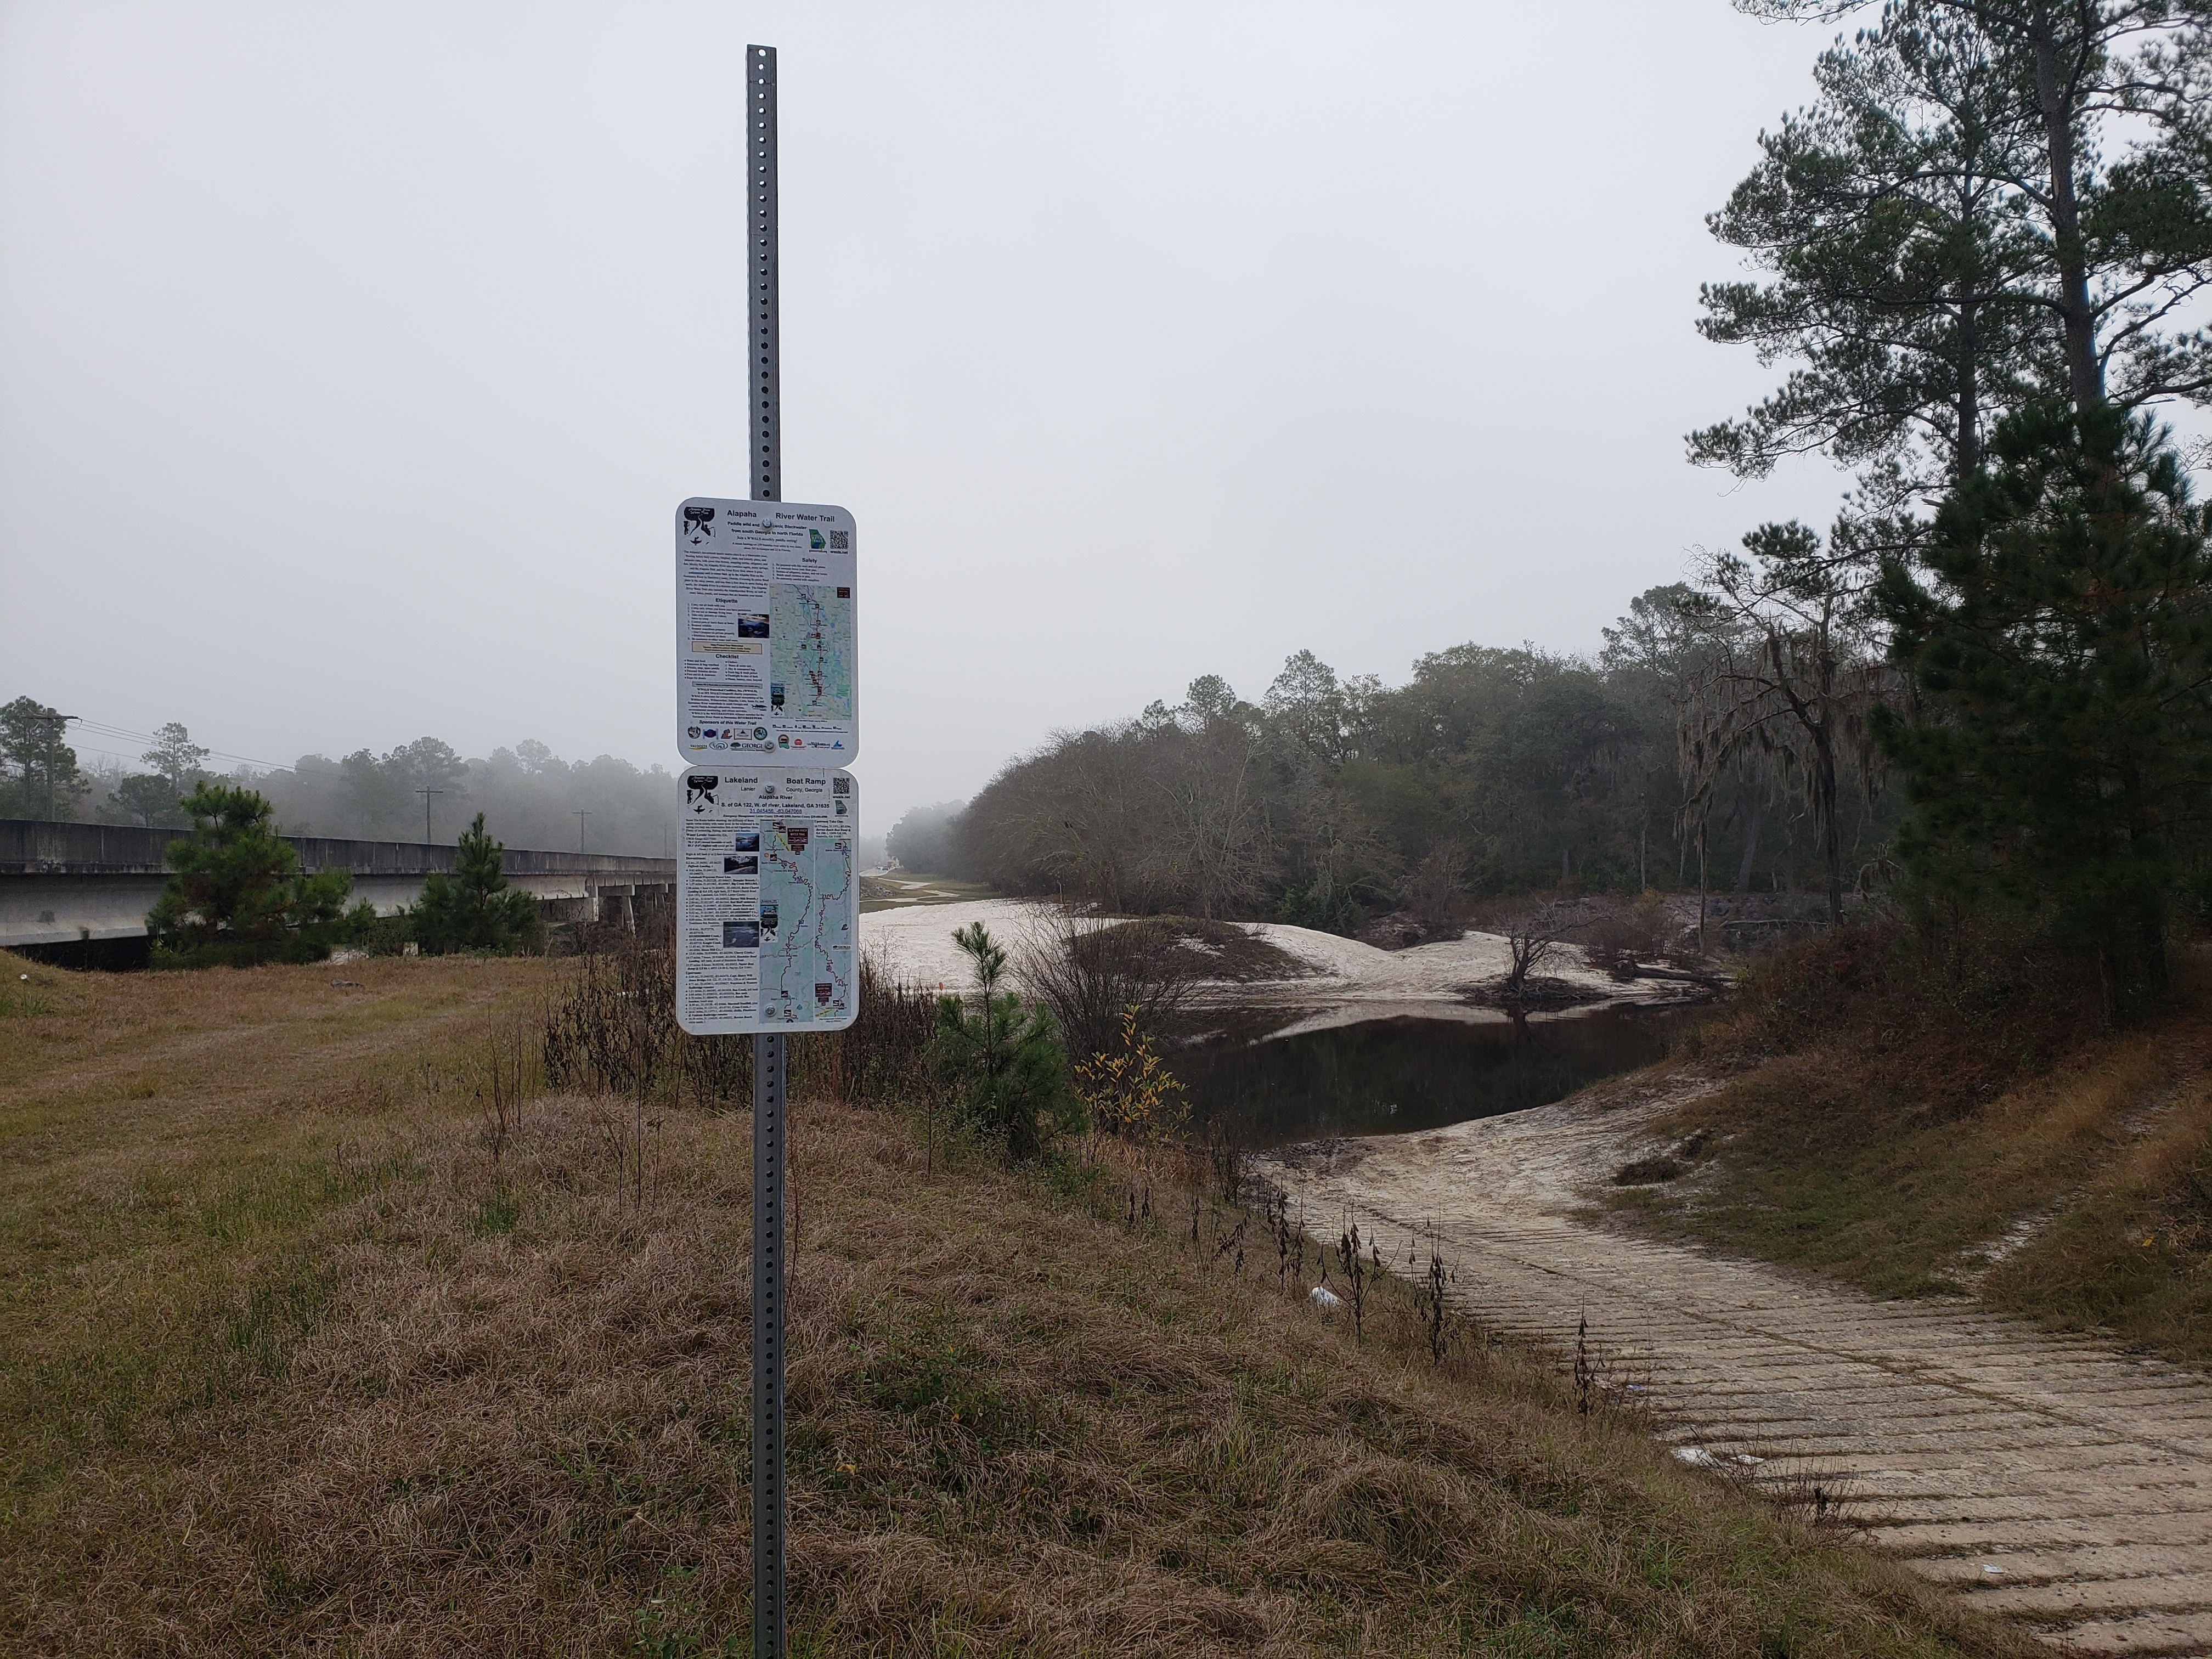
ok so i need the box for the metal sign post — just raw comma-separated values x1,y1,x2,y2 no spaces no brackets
748,42,788,1659
675,47,856,1652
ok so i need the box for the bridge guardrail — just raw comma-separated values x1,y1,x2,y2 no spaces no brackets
0,819,674,879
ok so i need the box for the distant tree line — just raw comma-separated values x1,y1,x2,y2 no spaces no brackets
0,710,681,858
885,802,969,876
911,602,1897,931
269,737,680,855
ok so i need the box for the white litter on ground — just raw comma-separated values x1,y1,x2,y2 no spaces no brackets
1308,1285,1344,1311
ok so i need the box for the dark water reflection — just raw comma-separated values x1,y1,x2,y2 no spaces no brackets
1169,1005,1701,1150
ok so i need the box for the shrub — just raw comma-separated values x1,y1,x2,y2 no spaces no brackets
411,814,545,956
357,906,415,956
1018,911,1202,1065
1071,1007,1189,1140
147,783,353,969
928,922,1066,1162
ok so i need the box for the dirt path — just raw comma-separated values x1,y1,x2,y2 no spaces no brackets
1256,1081,2212,1656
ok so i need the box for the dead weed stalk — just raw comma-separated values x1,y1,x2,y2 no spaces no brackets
1334,1217,1376,1343
1411,1222,1458,1367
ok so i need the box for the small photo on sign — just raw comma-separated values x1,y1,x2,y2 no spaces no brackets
722,922,760,949
760,902,779,933
725,855,758,874
737,613,770,639
733,832,760,852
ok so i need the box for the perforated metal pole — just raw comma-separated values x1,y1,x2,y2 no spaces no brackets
752,1018,787,1659
747,41,788,1659
751,46,781,507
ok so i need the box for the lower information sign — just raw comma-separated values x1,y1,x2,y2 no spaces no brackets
676,768,860,1034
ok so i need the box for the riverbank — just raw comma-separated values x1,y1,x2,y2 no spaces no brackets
862,896,1709,1016
1596,928,2212,1371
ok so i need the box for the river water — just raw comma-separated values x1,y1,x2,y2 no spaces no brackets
1168,1004,1700,1150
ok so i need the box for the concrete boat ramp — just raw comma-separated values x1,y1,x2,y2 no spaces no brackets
1259,1082,2212,1656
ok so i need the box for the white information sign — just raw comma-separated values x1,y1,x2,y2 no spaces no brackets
676,768,860,1035
676,498,857,765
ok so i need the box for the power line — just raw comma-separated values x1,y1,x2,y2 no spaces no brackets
64,717,352,782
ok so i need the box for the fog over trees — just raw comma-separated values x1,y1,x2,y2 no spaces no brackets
904,589,1899,928
0,709,686,858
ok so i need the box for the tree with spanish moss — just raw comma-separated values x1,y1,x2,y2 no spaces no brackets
1677,525,1895,927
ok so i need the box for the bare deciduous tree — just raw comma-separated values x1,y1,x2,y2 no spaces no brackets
1498,899,1582,1001
1678,524,1897,926
1015,910,1203,1066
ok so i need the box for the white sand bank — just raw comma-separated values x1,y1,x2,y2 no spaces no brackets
859,898,1694,1011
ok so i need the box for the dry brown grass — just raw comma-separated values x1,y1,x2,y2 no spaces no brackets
0,950,2039,1657
1616,926,2212,1361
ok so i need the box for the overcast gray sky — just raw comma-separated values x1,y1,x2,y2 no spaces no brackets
1,1,1856,832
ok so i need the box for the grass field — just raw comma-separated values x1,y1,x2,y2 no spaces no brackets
0,948,2040,1656
1611,926,2212,1365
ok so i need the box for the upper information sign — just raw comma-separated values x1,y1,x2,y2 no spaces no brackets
675,498,856,765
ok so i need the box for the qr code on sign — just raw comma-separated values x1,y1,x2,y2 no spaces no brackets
830,531,849,550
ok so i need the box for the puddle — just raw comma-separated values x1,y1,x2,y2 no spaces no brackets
1169,1003,1701,1150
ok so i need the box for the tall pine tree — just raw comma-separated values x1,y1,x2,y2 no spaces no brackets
1875,402,2212,1002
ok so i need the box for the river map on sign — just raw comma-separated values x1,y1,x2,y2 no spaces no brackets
770,582,854,721
758,820,855,1024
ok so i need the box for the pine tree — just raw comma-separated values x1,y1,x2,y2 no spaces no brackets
927,921,1065,1162
0,696,86,820
1875,402,2212,1002
410,812,544,955
147,783,354,967
1702,3,2212,522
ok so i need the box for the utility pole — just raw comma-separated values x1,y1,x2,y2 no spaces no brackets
25,711,75,821
416,786,443,844
575,810,590,854
749,42,788,1659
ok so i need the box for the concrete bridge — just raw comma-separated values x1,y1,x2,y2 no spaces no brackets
1,819,674,962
